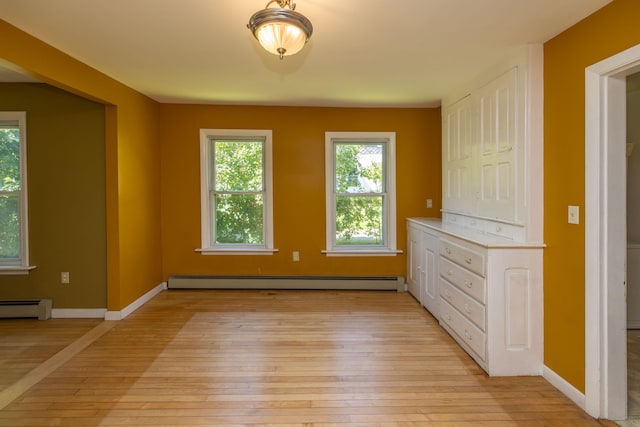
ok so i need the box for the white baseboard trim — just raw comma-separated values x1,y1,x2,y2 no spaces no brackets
105,282,167,321
543,365,586,410
628,320,640,329
51,308,107,319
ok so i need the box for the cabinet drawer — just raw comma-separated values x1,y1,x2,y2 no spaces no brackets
439,279,486,331
440,239,485,277
439,257,486,304
440,299,486,361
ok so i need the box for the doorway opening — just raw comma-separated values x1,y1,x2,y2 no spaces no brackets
585,44,640,420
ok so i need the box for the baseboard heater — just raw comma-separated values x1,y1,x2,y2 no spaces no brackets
0,299,52,320
168,275,405,291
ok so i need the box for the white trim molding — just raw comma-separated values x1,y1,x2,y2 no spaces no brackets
105,282,167,320
543,365,586,411
585,42,640,420
198,129,275,254
324,131,398,255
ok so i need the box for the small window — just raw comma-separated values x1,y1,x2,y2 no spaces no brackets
324,132,399,256
0,112,33,273
198,129,276,255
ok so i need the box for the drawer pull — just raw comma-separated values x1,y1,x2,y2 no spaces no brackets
445,247,452,255
464,330,473,340
444,292,451,300
464,304,472,314
447,270,453,276
445,313,451,321
464,280,472,288
465,257,472,265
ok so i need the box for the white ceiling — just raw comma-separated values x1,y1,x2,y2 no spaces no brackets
0,0,612,108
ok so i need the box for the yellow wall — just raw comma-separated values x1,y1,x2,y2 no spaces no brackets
0,20,162,311
544,0,640,391
159,104,441,278
0,83,106,307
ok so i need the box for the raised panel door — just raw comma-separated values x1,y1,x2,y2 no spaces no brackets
474,67,518,221
442,95,472,214
421,231,439,318
406,224,422,300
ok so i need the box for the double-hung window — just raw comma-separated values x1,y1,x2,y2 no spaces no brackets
0,112,33,273
198,129,275,255
324,132,399,256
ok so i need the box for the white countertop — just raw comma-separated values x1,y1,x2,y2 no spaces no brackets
407,217,546,249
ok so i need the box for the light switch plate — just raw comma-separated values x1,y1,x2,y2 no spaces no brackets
568,205,579,224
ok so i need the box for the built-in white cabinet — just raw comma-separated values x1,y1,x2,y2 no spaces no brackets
408,45,544,377
443,67,518,223
441,45,543,243
407,224,422,299
407,218,543,376
407,221,440,317
421,230,439,317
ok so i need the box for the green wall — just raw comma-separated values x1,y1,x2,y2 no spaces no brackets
0,83,106,308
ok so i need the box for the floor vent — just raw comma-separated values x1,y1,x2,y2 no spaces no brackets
168,275,405,291
0,299,52,320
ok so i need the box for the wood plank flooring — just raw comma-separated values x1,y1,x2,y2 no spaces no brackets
0,318,102,390
0,290,618,426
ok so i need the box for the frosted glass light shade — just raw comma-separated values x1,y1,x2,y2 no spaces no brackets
256,22,306,58
248,6,313,59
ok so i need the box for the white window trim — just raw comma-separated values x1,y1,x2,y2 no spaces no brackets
0,112,35,274
197,129,276,256
324,131,400,257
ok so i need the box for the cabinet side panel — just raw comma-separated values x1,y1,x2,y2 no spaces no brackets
505,268,530,349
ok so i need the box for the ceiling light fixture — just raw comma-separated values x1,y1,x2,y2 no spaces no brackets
247,0,313,60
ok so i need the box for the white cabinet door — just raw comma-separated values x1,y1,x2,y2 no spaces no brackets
407,224,422,300
442,95,472,214
473,67,518,221
420,230,439,318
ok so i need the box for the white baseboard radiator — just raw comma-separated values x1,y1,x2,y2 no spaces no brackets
0,299,52,320
168,275,405,291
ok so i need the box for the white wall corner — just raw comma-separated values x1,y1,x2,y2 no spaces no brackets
104,282,167,320
543,365,586,410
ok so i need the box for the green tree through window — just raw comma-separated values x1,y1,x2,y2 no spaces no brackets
334,143,384,245
0,124,21,260
325,131,397,255
212,139,265,245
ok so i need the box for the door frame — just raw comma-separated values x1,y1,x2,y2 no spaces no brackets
585,43,640,420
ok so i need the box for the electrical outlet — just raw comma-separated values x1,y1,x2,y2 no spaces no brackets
61,272,70,284
426,198,433,208
292,251,300,262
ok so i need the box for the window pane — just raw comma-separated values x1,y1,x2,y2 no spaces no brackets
214,193,264,244
0,195,20,259
335,195,383,245
214,140,263,192
335,143,383,194
0,128,20,192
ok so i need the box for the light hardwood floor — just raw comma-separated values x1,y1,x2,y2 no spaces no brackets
0,290,618,426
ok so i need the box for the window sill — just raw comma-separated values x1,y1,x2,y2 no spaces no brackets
322,249,402,257
0,265,37,275
196,248,279,256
